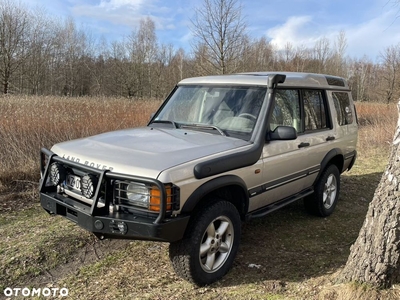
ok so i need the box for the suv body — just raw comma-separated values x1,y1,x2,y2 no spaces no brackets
39,72,357,285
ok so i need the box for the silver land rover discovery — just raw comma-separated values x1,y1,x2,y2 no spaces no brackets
40,72,358,285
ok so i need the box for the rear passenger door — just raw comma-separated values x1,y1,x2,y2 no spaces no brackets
297,89,336,189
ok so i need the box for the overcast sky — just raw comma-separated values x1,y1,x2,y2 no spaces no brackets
21,0,400,61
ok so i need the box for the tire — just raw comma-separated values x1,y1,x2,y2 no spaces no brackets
169,200,241,286
304,164,340,217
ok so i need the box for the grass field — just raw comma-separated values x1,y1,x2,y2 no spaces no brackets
0,96,399,299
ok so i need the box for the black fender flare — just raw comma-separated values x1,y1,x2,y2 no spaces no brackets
346,150,357,171
181,175,249,217
315,148,344,184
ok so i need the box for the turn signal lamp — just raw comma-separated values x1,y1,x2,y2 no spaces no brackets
150,185,173,212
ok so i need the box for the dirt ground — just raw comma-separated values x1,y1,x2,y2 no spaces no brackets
1,155,400,299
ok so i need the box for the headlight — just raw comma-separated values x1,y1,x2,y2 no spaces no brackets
114,181,177,212
125,183,150,208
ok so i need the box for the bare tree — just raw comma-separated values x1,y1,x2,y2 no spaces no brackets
191,0,247,75
328,30,348,76
240,36,275,72
24,9,57,95
348,56,374,101
53,18,93,96
282,42,296,69
105,17,159,98
108,39,136,97
0,0,30,94
86,36,110,96
379,44,400,103
275,42,311,72
311,37,331,73
173,48,185,81
137,17,158,97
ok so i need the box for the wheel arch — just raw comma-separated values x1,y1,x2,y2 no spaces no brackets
315,148,344,184
181,175,249,221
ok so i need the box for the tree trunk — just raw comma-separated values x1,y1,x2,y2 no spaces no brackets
338,101,400,288
3,73,9,94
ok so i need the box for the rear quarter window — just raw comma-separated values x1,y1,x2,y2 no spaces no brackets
332,92,353,125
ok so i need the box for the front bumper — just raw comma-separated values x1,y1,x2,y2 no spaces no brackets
40,192,189,242
39,148,189,242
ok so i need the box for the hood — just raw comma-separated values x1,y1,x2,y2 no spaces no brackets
51,127,250,178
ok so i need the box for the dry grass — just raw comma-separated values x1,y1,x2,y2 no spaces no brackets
0,95,161,292
355,102,398,156
0,95,162,191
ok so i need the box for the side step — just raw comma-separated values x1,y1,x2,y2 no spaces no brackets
246,188,314,220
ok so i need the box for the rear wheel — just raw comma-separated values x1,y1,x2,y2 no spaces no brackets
304,164,340,217
169,200,241,286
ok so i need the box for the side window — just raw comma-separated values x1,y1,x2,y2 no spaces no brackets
332,92,353,125
303,90,328,131
270,90,302,133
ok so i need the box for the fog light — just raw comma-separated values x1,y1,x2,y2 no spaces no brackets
81,174,97,199
49,163,66,186
94,220,104,230
117,222,127,234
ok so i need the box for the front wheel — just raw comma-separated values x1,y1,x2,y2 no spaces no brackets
169,200,241,286
304,164,340,217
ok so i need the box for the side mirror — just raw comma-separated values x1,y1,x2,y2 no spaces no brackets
268,126,297,141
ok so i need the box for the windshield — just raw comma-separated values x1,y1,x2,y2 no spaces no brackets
153,85,267,140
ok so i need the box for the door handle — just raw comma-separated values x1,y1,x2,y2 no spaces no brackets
326,136,335,141
298,142,310,148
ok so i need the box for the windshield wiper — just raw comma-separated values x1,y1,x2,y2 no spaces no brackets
180,123,226,136
149,120,178,129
